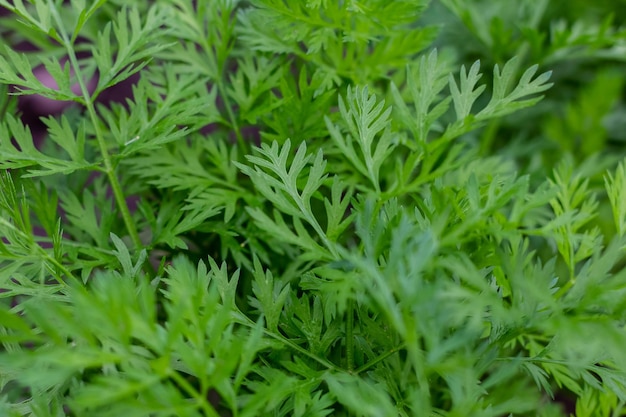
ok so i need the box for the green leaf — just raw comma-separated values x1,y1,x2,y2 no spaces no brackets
0,0,61,42
0,305,37,340
0,47,73,100
249,256,290,332
324,372,397,417
449,60,486,121
100,65,220,156
60,187,114,248
0,114,92,176
478,58,553,119
605,160,626,236
390,49,452,144
326,85,395,192
110,233,147,278
71,0,108,43
92,5,175,95
41,115,87,163
237,139,336,258
324,176,354,241
227,56,285,124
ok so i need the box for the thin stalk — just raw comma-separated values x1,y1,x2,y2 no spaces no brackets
403,313,430,405
354,343,404,374
45,255,78,284
200,39,245,148
217,77,245,147
48,3,142,249
300,204,339,259
346,298,355,372
0,84,11,118
84,96,142,249
234,312,341,372
555,278,575,299
169,370,220,417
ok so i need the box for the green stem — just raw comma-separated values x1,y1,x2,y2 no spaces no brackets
346,298,355,372
0,84,11,118
48,2,142,249
85,99,142,249
354,343,404,374
45,255,78,285
169,370,219,417
479,119,500,155
234,312,340,372
403,313,430,405
554,278,575,299
200,37,245,148
217,77,245,147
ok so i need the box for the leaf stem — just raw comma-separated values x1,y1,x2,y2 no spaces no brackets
217,77,245,147
346,297,354,372
169,370,220,417
234,312,341,372
354,343,404,375
48,1,142,249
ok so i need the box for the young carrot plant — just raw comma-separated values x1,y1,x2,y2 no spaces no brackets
0,1,625,416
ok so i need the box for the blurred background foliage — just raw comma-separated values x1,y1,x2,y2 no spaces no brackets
429,0,626,162
424,0,626,245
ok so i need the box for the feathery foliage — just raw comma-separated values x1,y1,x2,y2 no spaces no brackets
0,0,625,416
